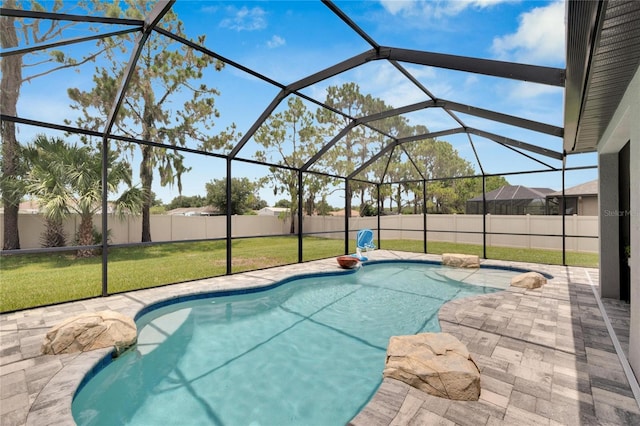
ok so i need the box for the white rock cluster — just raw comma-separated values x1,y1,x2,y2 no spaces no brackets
383,332,481,401
42,310,136,356
442,253,480,268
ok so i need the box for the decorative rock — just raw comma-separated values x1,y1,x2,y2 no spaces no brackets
42,311,136,356
383,332,480,401
442,253,480,268
510,272,547,289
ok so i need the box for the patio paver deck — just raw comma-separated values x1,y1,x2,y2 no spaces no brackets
1,250,638,425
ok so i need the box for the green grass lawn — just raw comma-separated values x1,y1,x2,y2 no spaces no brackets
0,237,598,312
379,240,599,267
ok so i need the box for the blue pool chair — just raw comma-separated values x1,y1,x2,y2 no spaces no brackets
355,229,376,260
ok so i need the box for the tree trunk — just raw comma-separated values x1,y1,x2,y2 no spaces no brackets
76,215,94,258
140,144,153,242
289,209,296,234
1,2,23,250
2,192,20,250
289,194,302,234
42,218,66,248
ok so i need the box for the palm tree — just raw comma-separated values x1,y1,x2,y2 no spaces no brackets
23,137,68,247
25,135,143,257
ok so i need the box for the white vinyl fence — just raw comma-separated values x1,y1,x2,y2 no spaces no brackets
0,213,598,252
349,214,599,252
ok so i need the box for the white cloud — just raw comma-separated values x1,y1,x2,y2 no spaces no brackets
491,0,565,64
505,82,564,125
356,63,443,108
379,0,413,15
266,35,285,49
464,74,480,88
302,63,443,119
508,81,562,99
220,6,267,31
380,0,514,19
200,5,219,14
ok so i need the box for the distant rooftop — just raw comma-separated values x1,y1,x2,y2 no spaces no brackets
468,185,554,202
166,206,219,216
548,180,598,197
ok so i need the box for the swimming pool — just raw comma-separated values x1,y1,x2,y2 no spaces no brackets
72,261,521,425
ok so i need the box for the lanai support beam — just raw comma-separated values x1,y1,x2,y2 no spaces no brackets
95,0,175,296
298,170,304,263
232,49,384,159
226,158,233,275
0,7,143,25
322,0,379,49
385,47,566,87
496,143,556,170
0,28,141,57
348,141,397,181
287,49,382,93
422,182,427,254
376,183,381,249
344,178,350,255
103,0,174,135
301,122,357,171
435,100,564,137
397,128,467,145
348,128,465,180
562,155,567,266
99,0,174,295
350,98,562,138
355,100,436,124
468,128,563,160
229,90,288,158
482,175,487,259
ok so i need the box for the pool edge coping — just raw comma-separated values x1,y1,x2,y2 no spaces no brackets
71,257,535,405
20,251,601,425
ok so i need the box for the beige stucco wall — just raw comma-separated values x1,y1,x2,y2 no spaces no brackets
579,196,599,216
597,65,639,383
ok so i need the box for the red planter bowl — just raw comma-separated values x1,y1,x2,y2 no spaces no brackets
336,255,360,269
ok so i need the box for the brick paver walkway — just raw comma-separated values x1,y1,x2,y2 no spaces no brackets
1,251,638,425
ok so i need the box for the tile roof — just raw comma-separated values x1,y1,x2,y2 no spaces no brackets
468,185,555,202
547,179,598,197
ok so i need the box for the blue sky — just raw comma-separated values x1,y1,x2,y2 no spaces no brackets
14,0,597,207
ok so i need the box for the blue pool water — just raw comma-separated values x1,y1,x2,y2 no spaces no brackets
72,261,520,426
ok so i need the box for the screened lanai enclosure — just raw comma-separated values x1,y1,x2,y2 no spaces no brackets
0,0,618,311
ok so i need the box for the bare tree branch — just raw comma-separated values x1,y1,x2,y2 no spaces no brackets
21,47,109,84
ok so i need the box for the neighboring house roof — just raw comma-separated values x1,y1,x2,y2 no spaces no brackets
167,206,219,216
547,180,598,197
329,209,360,217
259,207,289,212
468,185,555,202
257,207,290,216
